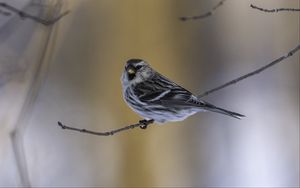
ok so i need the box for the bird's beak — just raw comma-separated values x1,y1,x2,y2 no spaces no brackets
126,64,136,74
127,68,135,74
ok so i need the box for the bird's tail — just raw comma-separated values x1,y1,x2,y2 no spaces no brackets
203,103,245,119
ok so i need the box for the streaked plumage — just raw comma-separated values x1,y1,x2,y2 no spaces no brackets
121,59,244,123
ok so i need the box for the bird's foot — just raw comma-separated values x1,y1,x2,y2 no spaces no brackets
139,119,152,129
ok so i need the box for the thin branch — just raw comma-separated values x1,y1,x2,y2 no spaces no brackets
57,44,300,136
0,2,70,26
250,4,300,13
59,44,300,136
57,119,154,136
179,0,226,21
197,44,300,98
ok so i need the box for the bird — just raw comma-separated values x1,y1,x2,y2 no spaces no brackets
121,59,244,127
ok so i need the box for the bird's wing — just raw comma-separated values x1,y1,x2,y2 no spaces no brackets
132,72,245,119
134,73,197,105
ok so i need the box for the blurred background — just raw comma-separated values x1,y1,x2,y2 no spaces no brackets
0,0,299,187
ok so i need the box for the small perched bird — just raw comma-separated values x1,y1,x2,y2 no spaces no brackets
121,59,244,125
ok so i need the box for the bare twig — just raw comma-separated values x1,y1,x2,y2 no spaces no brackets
179,0,226,21
0,2,70,26
58,44,300,136
7,1,68,186
250,4,300,13
57,44,300,136
197,44,300,98
57,119,154,136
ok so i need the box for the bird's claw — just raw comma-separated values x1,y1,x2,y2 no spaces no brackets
139,119,149,129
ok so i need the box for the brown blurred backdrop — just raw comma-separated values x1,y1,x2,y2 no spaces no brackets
0,0,299,187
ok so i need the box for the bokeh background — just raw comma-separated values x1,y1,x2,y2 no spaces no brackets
0,0,299,187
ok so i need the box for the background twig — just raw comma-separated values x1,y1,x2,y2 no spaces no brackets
250,4,300,12
179,0,226,21
0,8,11,16
0,2,70,25
7,1,68,186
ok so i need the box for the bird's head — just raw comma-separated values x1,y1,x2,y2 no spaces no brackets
121,59,154,87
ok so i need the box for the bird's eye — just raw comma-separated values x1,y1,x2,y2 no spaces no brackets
127,68,136,80
136,65,142,70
